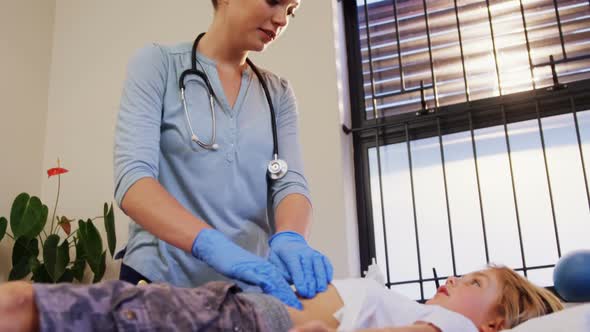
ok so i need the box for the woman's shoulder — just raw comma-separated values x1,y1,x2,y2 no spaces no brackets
125,42,195,78
129,41,192,63
250,64,291,93
137,42,192,56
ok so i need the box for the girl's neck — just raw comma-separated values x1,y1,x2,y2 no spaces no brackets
198,23,248,72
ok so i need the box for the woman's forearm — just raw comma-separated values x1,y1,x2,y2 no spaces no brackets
120,177,211,253
274,193,312,238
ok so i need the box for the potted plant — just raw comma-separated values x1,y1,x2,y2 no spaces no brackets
0,159,116,283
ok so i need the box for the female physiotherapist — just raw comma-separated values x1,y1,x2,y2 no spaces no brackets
113,0,331,310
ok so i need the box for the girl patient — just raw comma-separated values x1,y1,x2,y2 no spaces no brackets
0,265,562,332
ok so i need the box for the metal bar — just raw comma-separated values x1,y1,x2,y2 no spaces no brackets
392,0,406,91
362,0,380,119
388,276,443,286
387,264,555,286
570,96,590,214
453,0,470,102
363,82,434,101
551,0,567,60
469,112,490,263
533,54,590,68
535,101,561,258
550,55,560,87
363,0,391,286
437,118,457,277
433,267,440,289
341,0,378,275
485,0,503,96
502,106,528,276
518,0,536,90
374,130,392,287
416,80,429,116
422,0,439,108
343,78,590,137
406,123,424,300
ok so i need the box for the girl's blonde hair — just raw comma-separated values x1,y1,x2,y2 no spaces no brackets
489,265,564,329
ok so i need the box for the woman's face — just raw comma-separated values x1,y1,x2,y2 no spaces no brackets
219,0,301,52
426,269,502,328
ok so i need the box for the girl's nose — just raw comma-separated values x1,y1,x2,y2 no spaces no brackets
446,276,457,286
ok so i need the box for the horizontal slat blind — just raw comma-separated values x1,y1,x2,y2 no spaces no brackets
357,0,590,119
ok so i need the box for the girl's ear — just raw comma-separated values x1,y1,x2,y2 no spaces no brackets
478,316,505,332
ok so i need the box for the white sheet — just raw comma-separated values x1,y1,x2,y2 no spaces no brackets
504,303,590,332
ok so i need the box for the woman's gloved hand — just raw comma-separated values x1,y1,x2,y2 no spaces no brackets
268,231,334,298
192,228,302,309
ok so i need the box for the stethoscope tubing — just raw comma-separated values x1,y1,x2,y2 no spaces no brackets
179,33,287,179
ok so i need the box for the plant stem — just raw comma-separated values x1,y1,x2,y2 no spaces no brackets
91,216,104,221
5,232,14,240
64,231,78,243
49,174,61,235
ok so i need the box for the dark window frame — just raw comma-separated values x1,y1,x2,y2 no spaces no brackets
341,0,590,300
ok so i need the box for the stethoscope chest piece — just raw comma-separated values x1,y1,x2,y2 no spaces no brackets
268,155,288,180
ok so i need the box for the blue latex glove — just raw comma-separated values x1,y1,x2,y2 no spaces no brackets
268,231,334,298
192,229,302,310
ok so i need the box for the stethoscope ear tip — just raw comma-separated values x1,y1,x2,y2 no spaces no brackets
212,143,219,150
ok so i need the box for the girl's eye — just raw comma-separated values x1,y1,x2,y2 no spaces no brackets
471,279,481,287
288,9,296,18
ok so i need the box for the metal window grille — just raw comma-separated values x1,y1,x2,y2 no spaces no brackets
342,0,590,301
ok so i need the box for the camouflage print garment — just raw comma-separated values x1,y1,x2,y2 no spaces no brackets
33,280,285,332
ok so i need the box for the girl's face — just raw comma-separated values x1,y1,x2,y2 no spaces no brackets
219,0,301,52
427,269,502,329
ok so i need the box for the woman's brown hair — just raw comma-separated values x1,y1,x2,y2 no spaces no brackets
489,265,564,329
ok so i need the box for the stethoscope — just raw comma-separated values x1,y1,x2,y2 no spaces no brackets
178,33,288,180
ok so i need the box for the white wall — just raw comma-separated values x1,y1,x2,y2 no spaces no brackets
0,1,56,280
0,0,359,281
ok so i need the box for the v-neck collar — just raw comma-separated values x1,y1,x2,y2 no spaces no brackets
195,51,253,117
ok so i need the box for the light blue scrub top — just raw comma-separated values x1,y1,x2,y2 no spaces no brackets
113,42,311,288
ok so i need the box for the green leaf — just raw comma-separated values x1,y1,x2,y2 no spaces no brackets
104,203,116,258
12,237,39,267
72,239,87,282
58,269,75,283
9,258,30,280
25,204,48,239
11,193,31,238
31,263,53,283
91,251,106,283
0,217,7,242
43,234,69,282
84,219,103,268
29,256,41,272
10,193,47,240
9,237,38,280
77,219,87,240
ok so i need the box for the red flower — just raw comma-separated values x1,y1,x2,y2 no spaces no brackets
58,216,72,235
47,167,68,178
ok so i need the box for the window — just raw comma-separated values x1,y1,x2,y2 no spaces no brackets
342,0,590,301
